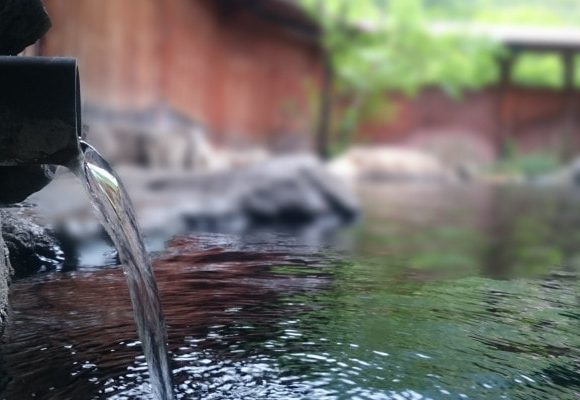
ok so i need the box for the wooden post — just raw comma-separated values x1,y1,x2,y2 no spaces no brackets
497,53,515,159
561,51,576,161
316,49,333,159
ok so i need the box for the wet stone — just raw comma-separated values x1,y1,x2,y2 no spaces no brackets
0,211,63,278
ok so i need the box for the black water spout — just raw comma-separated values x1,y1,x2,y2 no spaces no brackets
0,56,82,204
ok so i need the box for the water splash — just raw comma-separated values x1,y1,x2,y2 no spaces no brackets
70,141,173,400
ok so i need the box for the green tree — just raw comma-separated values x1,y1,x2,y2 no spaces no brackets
300,0,501,154
300,0,580,153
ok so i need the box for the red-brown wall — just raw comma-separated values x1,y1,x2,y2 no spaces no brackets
40,0,322,148
361,87,580,158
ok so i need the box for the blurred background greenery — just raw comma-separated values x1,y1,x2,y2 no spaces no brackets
301,0,580,158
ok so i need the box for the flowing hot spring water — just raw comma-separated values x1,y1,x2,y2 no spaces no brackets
70,141,174,400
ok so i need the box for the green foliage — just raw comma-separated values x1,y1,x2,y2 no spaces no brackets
299,0,580,146
300,0,503,149
303,0,506,93
512,54,565,89
424,0,580,88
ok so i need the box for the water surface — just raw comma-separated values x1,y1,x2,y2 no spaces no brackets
0,183,578,399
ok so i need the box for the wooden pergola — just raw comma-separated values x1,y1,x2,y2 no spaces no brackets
488,27,580,159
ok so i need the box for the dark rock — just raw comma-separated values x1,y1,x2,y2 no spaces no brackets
242,175,327,224
0,0,51,55
0,165,55,204
0,0,55,205
0,211,63,278
0,0,53,331
239,156,358,225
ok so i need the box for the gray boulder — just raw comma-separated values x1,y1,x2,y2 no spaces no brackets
147,155,359,229
238,156,358,224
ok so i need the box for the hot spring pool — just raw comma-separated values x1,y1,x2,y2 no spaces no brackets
0,183,578,399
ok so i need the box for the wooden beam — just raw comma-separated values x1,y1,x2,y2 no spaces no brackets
497,53,515,158
316,50,333,159
561,51,576,161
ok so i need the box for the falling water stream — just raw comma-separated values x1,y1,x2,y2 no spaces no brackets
70,141,173,400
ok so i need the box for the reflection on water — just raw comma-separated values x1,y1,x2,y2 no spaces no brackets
0,183,579,399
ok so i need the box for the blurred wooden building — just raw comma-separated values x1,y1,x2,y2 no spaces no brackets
31,1,580,164
34,0,322,151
